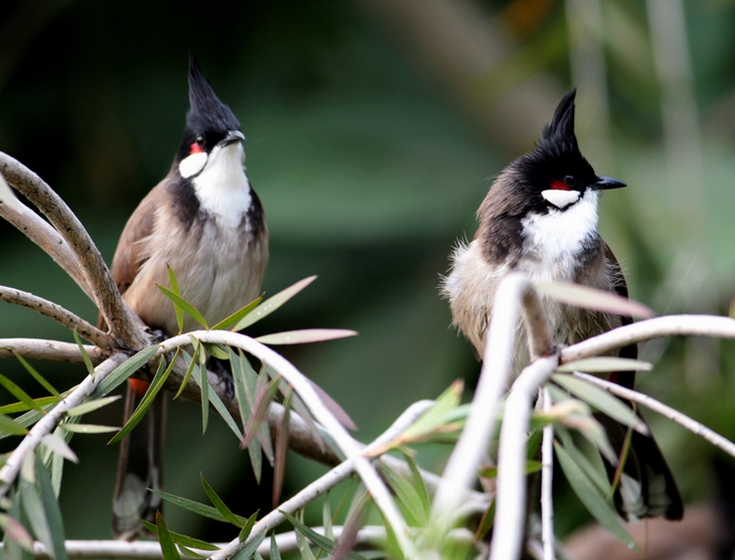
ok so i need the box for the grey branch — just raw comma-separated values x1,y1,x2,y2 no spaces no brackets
0,285,113,349
0,338,105,364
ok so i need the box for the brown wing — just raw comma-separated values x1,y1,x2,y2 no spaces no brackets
98,184,163,330
603,242,637,388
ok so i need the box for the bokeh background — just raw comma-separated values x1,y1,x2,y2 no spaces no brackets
2,0,735,544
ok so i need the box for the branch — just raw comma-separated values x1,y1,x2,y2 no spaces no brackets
0,285,113,349
0,338,105,364
489,356,559,560
572,371,735,458
561,314,735,363
0,353,127,499
0,152,148,349
540,387,554,560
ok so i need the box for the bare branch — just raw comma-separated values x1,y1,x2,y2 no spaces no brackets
0,285,113,349
561,314,735,362
572,371,735,458
0,353,127,500
0,152,148,349
0,338,105,364
490,355,559,560
540,387,555,560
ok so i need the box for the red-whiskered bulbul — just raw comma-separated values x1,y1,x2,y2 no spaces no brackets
102,57,268,539
442,90,683,522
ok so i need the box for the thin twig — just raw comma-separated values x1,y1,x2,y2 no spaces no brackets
0,174,90,296
572,371,735,458
0,152,147,350
0,353,127,499
561,315,735,363
540,387,554,560
0,285,112,349
490,355,559,560
0,338,105,364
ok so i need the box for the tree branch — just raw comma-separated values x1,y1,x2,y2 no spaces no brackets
0,285,112,349
0,338,105,364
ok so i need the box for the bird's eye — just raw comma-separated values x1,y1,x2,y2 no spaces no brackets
196,135,206,148
189,135,206,155
563,175,576,188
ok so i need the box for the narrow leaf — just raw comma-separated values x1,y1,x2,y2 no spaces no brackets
12,352,59,397
151,490,247,525
211,297,263,331
19,477,54,558
59,423,119,434
394,380,463,443
552,374,648,435
174,340,201,400
158,286,208,329
0,414,29,436
555,442,638,551
0,395,59,416
0,373,45,414
140,519,220,551
280,510,368,560
233,276,317,331
240,375,281,450
232,532,266,560
73,329,94,376
201,476,243,527
36,459,68,560
255,329,357,346
380,462,427,526
557,358,653,373
273,389,291,506
269,534,282,560
0,513,33,551
41,433,78,463
238,511,258,542
66,395,121,417
557,427,610,494
91,345,159,399
534,281,653,319
108,351,178,445
230,349,262,482
196,348,209,433
156,512,182,560
167,267,185,333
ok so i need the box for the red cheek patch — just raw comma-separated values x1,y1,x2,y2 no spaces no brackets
189,142,204,154
550,180,571,191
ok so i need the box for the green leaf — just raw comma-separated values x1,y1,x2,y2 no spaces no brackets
557,357,653,373
240,374,281,451
167,267,185,333
19,476,54,558
269,534,282,560
230,349,262,482
280,511,369,560
174,340,201,400
273,389,291,507
0,373,46,414
255,329,357,346
66,395,121,417
0,513,33,551
196,348,209,434
90,345,159,399
151,489,248,525
534,281,653,318
73,329,95,376
238,511,258,542
158,285,208,329
555,442,638,551
202,343,230,360
41,433,78,463
380,462,428,526
233,276,317,331
211,297,263,331
59,423,119,434
139,519,220,551
156,512,181,560
12,352,59,397
201,476,243,527
0,414,29,436
36,459,67,560
552,374,647,434
479,460,543,478
556,428,610,495
394,380,463,444
0,395,59,416
232,532,266,560
108,351,178,444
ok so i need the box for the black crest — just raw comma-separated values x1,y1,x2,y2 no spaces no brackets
186,56,241,135
539,88,580,158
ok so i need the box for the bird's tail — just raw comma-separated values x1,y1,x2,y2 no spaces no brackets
111,381,166,540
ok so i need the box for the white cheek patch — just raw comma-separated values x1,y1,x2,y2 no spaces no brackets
178,152,208,178
541,189,581,208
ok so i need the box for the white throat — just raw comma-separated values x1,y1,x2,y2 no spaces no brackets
191,142,252,229
520,189,599,279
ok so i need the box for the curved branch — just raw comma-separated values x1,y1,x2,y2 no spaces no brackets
561,314,735,362
0,152,148,349
0,174,90,296
0,285,113,349
0,352,127,499
0,338,105,364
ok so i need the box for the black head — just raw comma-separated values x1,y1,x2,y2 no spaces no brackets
510,89,625,213
175,56,242,164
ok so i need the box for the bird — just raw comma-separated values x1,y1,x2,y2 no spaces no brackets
101,56,268,539
442,89,683,522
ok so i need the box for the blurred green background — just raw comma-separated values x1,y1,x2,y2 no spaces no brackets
2,0,735,543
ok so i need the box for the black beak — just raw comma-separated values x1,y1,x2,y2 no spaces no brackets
594,176,626,190
222,130,245,146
